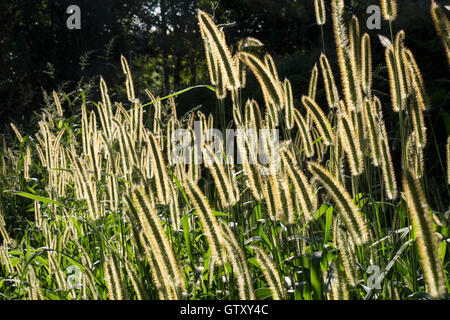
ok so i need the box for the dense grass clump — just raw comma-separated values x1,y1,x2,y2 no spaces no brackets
0,0,449,300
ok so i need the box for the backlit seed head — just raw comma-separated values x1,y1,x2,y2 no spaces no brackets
431,1,450,66
314,0,326,26
403,169,446,298
308,162,369,245
380,0,397,21
198,10,240,90
301,95,333,145
320,53,339,109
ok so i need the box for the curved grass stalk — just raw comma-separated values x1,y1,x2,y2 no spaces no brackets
233,104,243,127
277,173,295,225
221,222,255,300
264,173,281,222
166,116,176,165
283,79,295,130
26,266,44,300
319,53,339,109
329,263,350,300
245,99,263,131
431,1,450,66
200,28,218,86
406,134,424,179
121,55,135,102
402,169,446,298
70,153,98,220
183,177,226,265
99,77,113,140
238,52,284,110
152,100,162,138
385,46,402,112
364,98,382,167
335,224,359,287
349,16,361,71
308,63,319,101
52,91,64,117
381,0,397,21
235,54,247,88
331,125,345,183
281,149,317,222
24,146,31,180
314,0,326,26
104,254,127,300
203,145,237,208
408,99,427,148
266,101,280,128
447,136,450,185
402,48,429,111
80,256,99,299
264,54,280,86
338,110,364,176
139,231,170,300
236,129,266,200
131,188,186,299
301,95,333,145
251,246,287,300
147,133,171,205
308,162,369,245
361,33,372,97
125,261,148,300
169,182,181,230
215,54,227,100
198,10,239,90
293,108,315,158
10,123,23,144
263,176,276,221
188,128,201,183
379,121,398,200
114,118,136,179
331,0,363,113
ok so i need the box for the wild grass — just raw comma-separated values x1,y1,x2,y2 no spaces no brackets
0,1,449,300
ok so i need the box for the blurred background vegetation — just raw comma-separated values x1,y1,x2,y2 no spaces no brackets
0,1,448,160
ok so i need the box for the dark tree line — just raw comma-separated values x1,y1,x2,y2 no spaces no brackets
0,0,447,129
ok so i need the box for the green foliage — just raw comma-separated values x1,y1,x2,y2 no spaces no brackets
0,0,449,301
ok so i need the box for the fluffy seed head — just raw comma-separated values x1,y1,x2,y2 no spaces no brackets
320,53,339,108
431,1,450,66
380,0,397,21
301,95,333,145
198,10,240,90
308,162,369,245
251,246,287,300
314,0,326,25
402,169,446,298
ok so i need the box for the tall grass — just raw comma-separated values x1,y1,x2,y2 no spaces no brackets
0,1,448,300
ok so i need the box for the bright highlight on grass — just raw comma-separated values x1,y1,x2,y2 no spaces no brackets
0,1,448,301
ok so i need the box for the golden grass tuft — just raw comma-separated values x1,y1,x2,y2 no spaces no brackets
431,1,450,66
308,162,369,245
402,169,446,298
380,0,397,21
314,0,326,26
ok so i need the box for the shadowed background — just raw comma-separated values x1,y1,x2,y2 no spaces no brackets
0,1,447,123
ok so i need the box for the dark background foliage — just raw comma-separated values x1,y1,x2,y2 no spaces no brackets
1,0,448,122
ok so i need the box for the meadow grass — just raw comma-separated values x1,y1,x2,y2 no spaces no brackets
0,0,449,300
